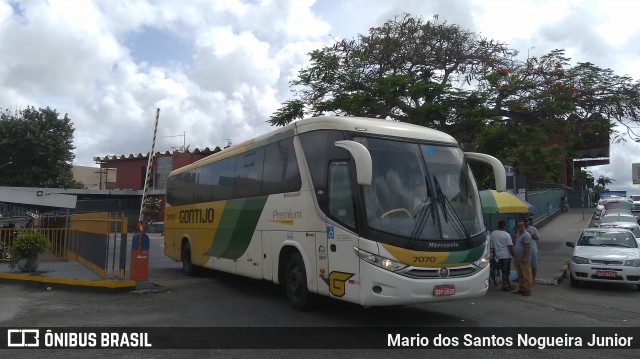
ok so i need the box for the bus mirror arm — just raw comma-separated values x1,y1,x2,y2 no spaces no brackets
335,140,372,186
464,152,506,192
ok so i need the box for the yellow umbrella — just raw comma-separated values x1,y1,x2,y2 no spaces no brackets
479,190,531,213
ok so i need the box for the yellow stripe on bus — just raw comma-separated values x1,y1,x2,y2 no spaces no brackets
380,243,453,267
269,219,294,225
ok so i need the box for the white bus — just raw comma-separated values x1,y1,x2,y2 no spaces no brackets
164,116,506,309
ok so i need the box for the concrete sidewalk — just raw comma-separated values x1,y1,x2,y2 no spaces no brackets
0,259,137,292
533,210,592,285
0,260,136,292
0,233,171,292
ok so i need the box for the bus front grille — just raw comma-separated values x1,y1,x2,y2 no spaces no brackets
400,265,479,279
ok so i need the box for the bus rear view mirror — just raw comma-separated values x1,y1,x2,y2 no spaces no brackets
335,140,372,186
464,152,506,192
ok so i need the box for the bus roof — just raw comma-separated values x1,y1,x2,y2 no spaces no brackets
170,116,458,176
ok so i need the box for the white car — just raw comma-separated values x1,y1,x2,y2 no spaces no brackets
596,213,638,227
594,204,605,219
598,222,640,239
599,208,633,219
631,195,640,212
566,228,640,290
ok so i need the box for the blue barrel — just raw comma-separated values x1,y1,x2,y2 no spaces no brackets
547,202,552,213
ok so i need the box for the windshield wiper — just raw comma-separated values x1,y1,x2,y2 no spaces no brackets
408,177,436,249
432,176,448,222
432,176,472,247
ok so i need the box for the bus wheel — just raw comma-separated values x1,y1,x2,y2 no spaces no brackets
181,241,197,276
285,253,312,310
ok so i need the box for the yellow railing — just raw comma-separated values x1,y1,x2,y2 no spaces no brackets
2,213,129,279
0,228,79,261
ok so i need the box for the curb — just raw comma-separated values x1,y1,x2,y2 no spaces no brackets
534,260,569,286
554,259,570,284
0,272,137,293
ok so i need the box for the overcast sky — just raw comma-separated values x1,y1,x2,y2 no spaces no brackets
1,0,639,192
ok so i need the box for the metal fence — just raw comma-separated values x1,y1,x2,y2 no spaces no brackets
1,212,129,280
68,212,129,279
0,228,79,261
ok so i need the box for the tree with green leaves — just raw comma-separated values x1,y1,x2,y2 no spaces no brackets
472,49,634,182
593,175,614,200
270,13,515,129
271,13,640,185
143,197,162,222
0,106,80,188
596,175,614,188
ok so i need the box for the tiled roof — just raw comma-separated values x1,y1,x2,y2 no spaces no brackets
93,147,222,162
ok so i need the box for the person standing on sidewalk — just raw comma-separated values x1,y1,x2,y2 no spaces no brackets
525,216,540,284
513,219,533,296
491,220,515,291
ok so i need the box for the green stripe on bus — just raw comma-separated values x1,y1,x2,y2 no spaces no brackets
207,196,269,260
443,244,485,264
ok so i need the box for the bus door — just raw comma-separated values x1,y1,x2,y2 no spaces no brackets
325,161,360,302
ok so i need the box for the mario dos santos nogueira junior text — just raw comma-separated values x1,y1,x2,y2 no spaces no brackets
387,333,634,349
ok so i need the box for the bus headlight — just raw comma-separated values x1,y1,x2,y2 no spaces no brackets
353,247,407,272
474,253,490,268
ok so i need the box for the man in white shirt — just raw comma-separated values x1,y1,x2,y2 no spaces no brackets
490,220,515,291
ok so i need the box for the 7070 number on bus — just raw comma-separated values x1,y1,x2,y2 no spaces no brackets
413,256,436,263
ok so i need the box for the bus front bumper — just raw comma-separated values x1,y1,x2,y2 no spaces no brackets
358,262,489,306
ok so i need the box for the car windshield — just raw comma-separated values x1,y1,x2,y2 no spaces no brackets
577,232,638,248
359,137,483,242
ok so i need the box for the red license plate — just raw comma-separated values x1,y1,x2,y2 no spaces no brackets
433,285,456,296
596,270,617,278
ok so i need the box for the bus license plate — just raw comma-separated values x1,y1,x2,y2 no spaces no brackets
433,285,455,297
597,270,617,278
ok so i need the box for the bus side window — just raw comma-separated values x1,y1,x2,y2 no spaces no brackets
262,138,301,195
328,161,356,230
299,130,348,213
234,148,264,198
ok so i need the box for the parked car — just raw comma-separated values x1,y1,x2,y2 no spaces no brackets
631,195,640,212
566,228,640,290
598,222,640,239
601,197,633,211
595,213,638,227
600,208,633,218
594,204,605,219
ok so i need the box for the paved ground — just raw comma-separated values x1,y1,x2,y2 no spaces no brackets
0,211,590,291
526,209,591,284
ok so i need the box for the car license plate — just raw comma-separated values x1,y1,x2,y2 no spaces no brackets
433,285,455,296
596,270,617,278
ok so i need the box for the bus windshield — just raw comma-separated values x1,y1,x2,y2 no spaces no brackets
360,137,483,243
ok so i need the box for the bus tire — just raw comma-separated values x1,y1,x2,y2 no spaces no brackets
285,253,312,310
181,241,198,276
